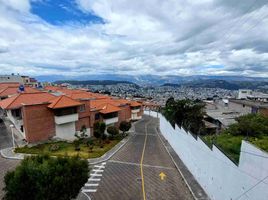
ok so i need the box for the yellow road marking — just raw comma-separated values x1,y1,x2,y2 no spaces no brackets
140,121,149,200
159,172,166,180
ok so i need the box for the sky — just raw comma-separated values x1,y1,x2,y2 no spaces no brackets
0,0,268,77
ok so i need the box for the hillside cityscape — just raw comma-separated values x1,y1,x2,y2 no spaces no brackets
1,0,268,200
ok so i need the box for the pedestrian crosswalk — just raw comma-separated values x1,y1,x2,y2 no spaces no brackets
82,162,106,198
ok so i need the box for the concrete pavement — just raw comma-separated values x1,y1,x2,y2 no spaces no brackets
0,120,20,199
79,116,195,200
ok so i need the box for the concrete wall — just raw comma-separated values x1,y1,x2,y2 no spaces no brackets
55,122,76,140
145,111,268,200
228,101,252,115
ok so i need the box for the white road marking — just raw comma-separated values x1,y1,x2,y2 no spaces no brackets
95,165,105,169
88,178,101,181
92,169,104,172
90,173,102,177
101,162,106,165
85,183,99,187
82,189,97,193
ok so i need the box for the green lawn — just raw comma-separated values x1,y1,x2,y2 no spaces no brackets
15,137,123,159
202,134,268,163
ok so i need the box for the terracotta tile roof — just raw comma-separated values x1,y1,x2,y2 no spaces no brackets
99,103,121,114
0,92,55,110
0,87,39,97
0,83,20,90
48,95,82,109
69,92,97,100
90,100,121,114
130,101,142,107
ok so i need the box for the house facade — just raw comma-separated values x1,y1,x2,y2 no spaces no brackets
0,85,143,143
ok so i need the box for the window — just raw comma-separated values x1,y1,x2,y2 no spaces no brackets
95,113,100,120
79,104,86,112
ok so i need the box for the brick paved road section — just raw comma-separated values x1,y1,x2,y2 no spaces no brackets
0,157,20,199
80,115,194,200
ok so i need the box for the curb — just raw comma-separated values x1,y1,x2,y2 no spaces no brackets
0,148,25,160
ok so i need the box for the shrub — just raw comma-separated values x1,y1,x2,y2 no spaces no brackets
4,155,88,200
107,126,119,139
119,121,131,135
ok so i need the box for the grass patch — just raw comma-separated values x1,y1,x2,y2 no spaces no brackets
202,134,268,163
15,136,124,159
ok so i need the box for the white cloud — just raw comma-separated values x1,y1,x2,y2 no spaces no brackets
0,0,267,77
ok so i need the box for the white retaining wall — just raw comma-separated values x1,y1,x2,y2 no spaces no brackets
145,111,268,200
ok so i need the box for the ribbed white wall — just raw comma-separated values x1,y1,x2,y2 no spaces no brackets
145,111,268,200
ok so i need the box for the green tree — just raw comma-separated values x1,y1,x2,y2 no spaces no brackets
107,126,119,139
224,113,268,137
4,155,88,200
93,122,106,147
119,121,132,136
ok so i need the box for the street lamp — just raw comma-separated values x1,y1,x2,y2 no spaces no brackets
10,124,15,149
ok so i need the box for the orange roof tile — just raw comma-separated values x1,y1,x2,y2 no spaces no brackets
0,83,20,90
130,101,142,107
90,100,121,114
99,103,121,114
48,95,82,109
0,92,56,110
0,87,39,97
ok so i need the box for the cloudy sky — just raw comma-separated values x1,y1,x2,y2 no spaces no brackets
0,0,268,77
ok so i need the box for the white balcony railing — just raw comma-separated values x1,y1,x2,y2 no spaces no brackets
55,113,78,125
131,109,140,113
103,117,118,125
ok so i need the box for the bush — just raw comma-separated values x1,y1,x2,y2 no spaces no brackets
224,113,268,137
119,121,131,135
4,155,88,200
107,126,119,139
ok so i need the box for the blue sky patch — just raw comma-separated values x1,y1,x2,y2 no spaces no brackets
31,0,104,25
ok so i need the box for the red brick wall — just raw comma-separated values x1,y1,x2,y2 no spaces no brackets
118,105,131,123
259,108,268,117
75,117,90,131
22,104,55,143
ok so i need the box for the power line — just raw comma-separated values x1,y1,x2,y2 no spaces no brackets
220,0,259,43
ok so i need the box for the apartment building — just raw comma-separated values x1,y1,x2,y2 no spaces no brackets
0,85,143,143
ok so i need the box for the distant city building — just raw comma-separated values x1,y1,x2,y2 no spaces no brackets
0,74,24,83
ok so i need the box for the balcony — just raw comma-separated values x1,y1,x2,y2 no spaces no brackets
131,109,140,113
55,113,78,125
103,117,118,125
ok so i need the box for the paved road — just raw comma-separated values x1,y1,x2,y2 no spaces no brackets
0,121,13,150
0,120,20,199
80,115,194,200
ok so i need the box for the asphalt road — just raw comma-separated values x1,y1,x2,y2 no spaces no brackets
0,121,13,150
80,115,194,200
0,121,20,199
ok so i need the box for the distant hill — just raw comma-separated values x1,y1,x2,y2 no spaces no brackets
36,74,268,86
54,80,139,87
161,83,180,87
183,79,268,90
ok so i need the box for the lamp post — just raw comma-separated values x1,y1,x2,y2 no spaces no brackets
10,124,15,149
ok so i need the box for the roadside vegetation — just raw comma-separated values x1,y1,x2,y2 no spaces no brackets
203,114,268,162
15,121,131,159
163,98,268,163
4,155,88,200
162,97,206,134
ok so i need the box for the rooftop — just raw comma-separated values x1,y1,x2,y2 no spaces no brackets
48,95,82,109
